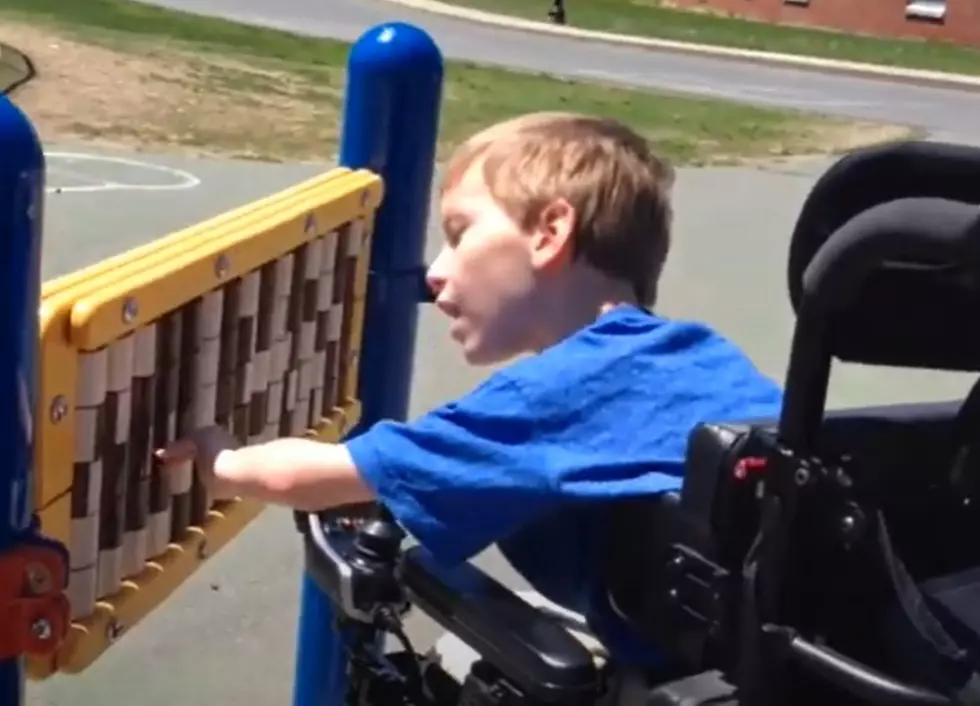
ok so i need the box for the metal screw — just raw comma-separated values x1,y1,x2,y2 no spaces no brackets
215,254,230,279
106,619,123,642
25,563,52,595
794,467,810,486
31,619,52,641
122,297,139,324
49,395,69,424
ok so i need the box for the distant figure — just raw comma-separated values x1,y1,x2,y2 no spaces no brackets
548,0,566,24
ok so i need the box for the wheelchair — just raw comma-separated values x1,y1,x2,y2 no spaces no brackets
297,139,980,706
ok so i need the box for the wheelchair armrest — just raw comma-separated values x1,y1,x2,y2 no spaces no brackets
402,546,600,704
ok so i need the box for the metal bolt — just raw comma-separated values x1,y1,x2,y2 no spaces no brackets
25,563,52,595
122,297,139,324
50,395,69,424
31,619,52,641
106,619,123,642
794,467,810,486
215,254,230,279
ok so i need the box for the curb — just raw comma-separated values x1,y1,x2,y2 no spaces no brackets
385,0,980,93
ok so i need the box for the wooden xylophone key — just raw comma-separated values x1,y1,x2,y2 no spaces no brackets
216,278,241,434
149,312,180,556
336,224,361,403
98,335,135,599
323,230,345,416
233,272,261,444
122,324,157,577
247,268,275,446
281,248,303,437
169,306,194,542
296,237,323,432
68,348,108,619
192,289,223,526
312,231,336,424
267,255,292,440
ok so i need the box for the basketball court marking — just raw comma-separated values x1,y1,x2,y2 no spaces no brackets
45,151,201,194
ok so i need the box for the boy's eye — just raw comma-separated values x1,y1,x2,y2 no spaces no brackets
443,217,469,247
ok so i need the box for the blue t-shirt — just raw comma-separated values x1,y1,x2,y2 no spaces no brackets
345,305,783,663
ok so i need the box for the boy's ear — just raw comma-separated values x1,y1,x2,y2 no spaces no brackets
530,198,576,272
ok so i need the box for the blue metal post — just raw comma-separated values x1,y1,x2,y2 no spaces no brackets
0,97,47,706
291,22,443,706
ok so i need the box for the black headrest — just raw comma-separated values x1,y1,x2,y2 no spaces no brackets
789,140,980,310
786,140,980,371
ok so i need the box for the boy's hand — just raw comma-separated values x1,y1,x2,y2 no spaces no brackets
155,426,243,500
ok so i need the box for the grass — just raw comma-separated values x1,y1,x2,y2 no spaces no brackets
443,0,980,76
0,0,914,164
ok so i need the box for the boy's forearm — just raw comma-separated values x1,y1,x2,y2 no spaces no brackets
214,438,375,511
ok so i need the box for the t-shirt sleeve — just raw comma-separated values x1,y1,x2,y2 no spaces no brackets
344,374,562,565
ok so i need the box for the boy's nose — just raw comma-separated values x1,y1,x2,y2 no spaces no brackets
425,250,449,298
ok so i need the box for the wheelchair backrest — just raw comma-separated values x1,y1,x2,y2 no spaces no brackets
778,140,980,452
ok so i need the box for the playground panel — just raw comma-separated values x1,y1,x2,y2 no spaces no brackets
26,167,384,678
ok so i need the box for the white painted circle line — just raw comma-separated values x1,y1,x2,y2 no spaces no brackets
43,150,202,194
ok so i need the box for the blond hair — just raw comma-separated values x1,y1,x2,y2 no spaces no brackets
443,112,674,306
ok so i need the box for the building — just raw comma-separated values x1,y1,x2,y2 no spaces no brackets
669,0,980,46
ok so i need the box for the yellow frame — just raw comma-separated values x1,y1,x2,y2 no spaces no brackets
27,168,383,679
35,168,356,513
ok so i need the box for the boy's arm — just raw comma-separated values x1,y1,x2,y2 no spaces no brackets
161,371,585,566
164,372,562,565
213,438,375,511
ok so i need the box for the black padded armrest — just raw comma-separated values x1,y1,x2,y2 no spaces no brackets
401,546,599,704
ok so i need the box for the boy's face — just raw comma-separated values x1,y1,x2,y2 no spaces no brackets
428,161,568,365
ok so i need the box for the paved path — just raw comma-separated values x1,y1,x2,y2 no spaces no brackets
135,0,980,140
24,147,974,706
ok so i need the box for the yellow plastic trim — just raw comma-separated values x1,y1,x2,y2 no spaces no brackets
28,170,380,679
69,171,383,352
35,168,357,512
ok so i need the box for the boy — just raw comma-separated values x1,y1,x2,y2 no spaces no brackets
158,112,783,673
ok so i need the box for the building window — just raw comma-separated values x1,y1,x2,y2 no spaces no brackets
906,0,946,22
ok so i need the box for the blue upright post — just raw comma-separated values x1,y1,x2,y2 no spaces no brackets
0,97,49,706
291,22,443,706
